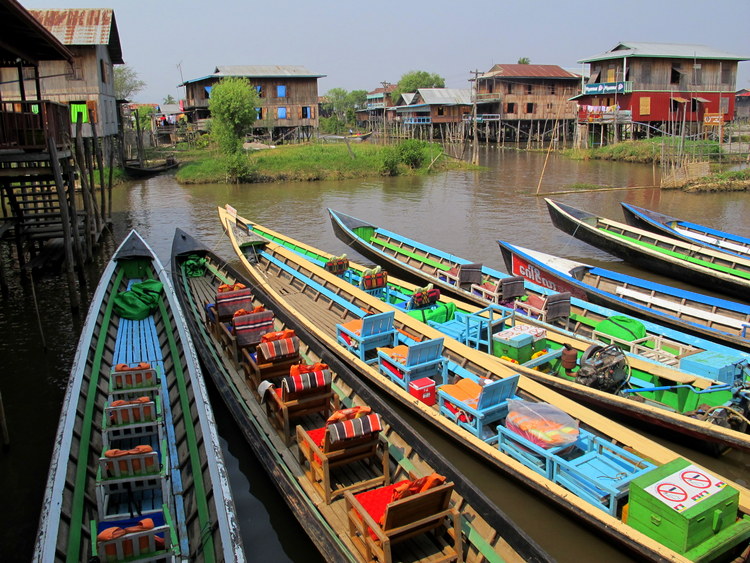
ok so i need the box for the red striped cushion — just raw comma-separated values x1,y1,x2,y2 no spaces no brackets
215,288,254,319
281,369,330,393
233,311,275,348
328,413,381,443
257,337,299,361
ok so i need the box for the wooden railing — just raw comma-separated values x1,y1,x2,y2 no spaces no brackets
0,100,70,150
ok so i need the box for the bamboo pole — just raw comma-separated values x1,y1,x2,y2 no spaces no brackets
74,118,94,259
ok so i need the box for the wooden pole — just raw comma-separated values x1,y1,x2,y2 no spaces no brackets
74,118,94,259
107,136,114,221
90,120,107,229
0,389,9,448
47,137,80,310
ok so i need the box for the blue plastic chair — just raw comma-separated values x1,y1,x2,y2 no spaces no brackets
377,337,447,389
336,311,397,364
438,374,520,438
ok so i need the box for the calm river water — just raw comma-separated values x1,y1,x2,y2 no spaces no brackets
2,147,749,562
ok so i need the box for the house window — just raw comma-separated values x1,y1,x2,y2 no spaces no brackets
692,64,702,84
70,101,88,123
720,97,729,114
70,57,83,80
507,83,514,94
548,84,556,95
526,84,532,94
526,102,534,114
639,97,651,116
506,102,516,114
255,85,263,98
640,65,651,84
100,60,108,83
437,106,444,116
721,64,731,84
301,106,311,118
606,67,616,82
255,107,262,120
691,98,700,113
278,107,287,119
204,86,213,98
587,69,601,84
277,85,286,98
670,65,683,85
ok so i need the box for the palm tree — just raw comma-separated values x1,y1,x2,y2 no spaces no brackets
517,57,531,64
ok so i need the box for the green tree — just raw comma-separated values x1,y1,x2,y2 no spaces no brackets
517,57,531,64
391,70,445,104
208,77,259,155
324,88,349,121
114,65,146,100
163,94,176,105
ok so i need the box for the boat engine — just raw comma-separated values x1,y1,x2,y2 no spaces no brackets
575,344,629,393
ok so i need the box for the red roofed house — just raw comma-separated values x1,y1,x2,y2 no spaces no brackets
574,42,748,145
475,64,581,144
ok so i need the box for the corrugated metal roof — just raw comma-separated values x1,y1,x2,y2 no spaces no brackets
0,0,73,65
213,65,325,78
29,8,123,63
579,42,749,63
482,64,580,79
414,88,471,105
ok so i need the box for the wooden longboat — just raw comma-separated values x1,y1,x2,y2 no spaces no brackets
220,205,750,562
621,202,750,260
221,212,750,453
34,230,243,562
545,199,750,301
123,158,179,178
497,240,750,352
326,207,750,389
170,228,549,563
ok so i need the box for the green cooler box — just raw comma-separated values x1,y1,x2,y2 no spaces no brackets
627,458,750,561
492,325,547,363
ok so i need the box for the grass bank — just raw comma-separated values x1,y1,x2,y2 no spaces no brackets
175,141,474,184
562,138,724,163
681,168,750,192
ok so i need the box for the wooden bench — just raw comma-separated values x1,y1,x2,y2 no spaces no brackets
337,311,397,364
264,370,333,444
377,338,447,390
297,412,389,504
345,481,460,563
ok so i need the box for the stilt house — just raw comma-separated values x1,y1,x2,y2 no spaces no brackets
180,65,325,142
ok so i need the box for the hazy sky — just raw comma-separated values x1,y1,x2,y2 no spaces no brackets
21,0,750,104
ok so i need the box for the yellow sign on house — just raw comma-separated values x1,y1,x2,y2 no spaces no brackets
703,113,723,126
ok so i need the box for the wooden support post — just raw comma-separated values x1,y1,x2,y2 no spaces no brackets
0,389,9,448
47,137,80,310
62,155,86,285
107,136,114,221
91,121,107,230
75,119,94,259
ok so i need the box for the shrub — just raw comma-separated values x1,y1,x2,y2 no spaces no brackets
396,139,427,168
380,147,401,176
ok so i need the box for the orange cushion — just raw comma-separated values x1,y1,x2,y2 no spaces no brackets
353,481,409,540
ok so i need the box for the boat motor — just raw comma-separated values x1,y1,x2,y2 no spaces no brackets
575,344,629,393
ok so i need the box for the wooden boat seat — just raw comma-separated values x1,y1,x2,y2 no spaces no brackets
93,511,173,562
377,338,447,390
337,311,397,364
242,335,301,388
264,368,333,444
437,375,520,439
516,292,571,326
219,308,275,364
345,479,460,563
95,447,170,520
442,263,482,289
471,275,525,304
297,411,390,504
205,285,254,336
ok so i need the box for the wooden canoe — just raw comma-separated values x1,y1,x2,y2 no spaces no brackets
123,159,179,178
545,198,750,301
34,230,243,562
621,202,750,260
327,207,750,387
220,205,750,563
231,212,750,453
170,228,549,563
497,240,750,352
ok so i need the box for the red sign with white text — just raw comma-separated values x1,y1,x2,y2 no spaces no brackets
511,255,587,300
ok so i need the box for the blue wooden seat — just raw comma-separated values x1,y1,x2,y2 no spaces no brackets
377,338,447,390
438,374,520,439
337,311,397,364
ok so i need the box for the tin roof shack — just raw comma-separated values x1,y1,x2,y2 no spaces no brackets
574,42,749,146
394,88,471,140
181,65,325,143
736,90,750,121
0,8,124,140
476,64,581,145
0,0,104,304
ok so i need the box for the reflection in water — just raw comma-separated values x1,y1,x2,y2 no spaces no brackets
2,147,749,561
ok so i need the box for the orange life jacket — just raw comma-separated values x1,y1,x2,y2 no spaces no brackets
261,329,295,343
